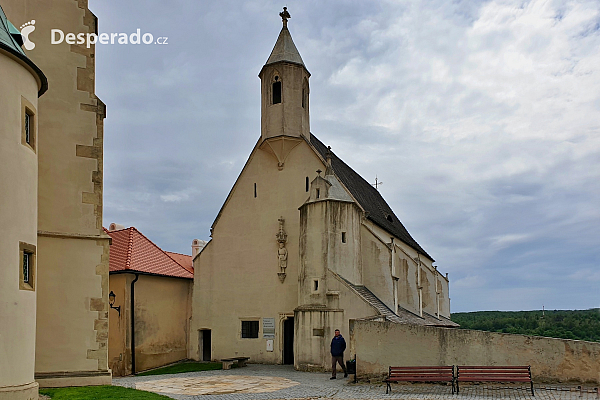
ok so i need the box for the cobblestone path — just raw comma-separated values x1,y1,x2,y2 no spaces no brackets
113,364,599,400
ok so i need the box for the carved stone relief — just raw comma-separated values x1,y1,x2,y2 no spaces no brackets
276,216,287,283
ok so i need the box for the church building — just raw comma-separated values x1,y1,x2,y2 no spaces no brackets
189,8,456,371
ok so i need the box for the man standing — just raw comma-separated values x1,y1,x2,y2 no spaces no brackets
330,329,348,379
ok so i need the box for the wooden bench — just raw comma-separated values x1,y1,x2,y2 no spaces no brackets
456,365,534,395
220,357,250,369
384,366,455,394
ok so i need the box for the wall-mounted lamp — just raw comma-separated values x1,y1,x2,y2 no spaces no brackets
109,291,121,317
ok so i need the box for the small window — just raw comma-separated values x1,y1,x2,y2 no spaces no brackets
23,252,32,283
342,232,347,243
241,321,259,338
387,214,393,223
19,242,36,291
21,98,36,152
305,177,309,192
316,188,320,199
254,183,257,198
272,80,282,104
25,112,32,144
313,280,319,291
302,88,305,108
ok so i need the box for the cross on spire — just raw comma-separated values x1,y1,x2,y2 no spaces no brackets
279,7,291,28
372,176,383,190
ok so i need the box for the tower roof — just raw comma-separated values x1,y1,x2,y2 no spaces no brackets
265,26,305,67
261,8,308,75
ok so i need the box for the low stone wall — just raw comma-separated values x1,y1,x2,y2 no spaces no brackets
349,319,600,383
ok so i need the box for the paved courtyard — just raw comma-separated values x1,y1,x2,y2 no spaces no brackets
113,365,599,400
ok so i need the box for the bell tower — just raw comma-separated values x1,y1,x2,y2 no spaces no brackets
258,8,310,168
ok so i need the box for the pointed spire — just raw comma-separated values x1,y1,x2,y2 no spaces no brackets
264,7,306,69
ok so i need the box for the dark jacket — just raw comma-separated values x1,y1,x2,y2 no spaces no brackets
330,334,346,357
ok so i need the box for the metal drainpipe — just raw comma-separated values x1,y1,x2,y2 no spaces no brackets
391,238,398,315
417,254,423,318
434,266,440,319
130,274,140,374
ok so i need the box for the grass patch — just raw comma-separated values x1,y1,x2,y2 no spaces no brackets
137,361,222,376
40,385,171,399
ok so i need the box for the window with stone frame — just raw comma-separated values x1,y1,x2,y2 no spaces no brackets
19,242,36,291
21,97,37,152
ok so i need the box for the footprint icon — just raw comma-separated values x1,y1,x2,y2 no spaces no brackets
20,20,36,50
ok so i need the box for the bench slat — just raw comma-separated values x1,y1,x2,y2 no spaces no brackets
389,371,452,376
390,366,453,370
458,376,531,379
388,377,453,381
459,371,529,376
389,375,454,378
459,370,530,374
458,366,529,369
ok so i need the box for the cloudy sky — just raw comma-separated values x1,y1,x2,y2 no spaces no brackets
91,0,600,313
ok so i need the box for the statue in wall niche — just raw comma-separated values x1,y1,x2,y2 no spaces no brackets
278,242,288,272
276,217,288,282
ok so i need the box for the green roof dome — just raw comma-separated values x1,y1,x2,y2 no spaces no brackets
0,4,47,96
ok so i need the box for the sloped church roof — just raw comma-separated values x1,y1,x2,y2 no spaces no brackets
309,134,433,261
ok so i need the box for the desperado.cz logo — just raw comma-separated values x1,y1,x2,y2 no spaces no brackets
18,19,167,50
52,29,168,48
20,20,36,50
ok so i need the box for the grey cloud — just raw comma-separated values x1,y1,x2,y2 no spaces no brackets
94,0,599,312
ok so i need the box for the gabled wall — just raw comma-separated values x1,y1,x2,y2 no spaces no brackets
190,139,325,364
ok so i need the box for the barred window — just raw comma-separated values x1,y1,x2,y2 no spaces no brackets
23,252,31,283
25,112,31,144
19,242,35,291
241,321,259,338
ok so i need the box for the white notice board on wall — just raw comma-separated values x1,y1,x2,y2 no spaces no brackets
263,318,275,338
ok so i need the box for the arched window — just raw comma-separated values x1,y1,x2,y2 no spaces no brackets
272,76,282,104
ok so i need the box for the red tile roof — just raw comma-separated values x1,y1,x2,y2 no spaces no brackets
106,227,193,279
165,251,193,274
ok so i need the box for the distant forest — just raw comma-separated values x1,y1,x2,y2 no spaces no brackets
451,309,600,342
